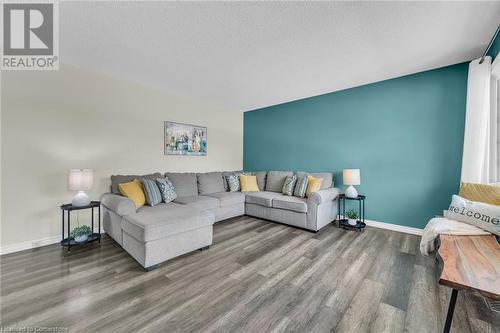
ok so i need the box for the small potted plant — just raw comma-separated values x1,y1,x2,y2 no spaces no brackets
346,209,359,226
71,225,92,243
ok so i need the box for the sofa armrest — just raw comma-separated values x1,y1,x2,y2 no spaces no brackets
100,193,136,216
307,188,340,205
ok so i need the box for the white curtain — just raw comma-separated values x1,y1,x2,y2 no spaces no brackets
461,56,497,184
493,56,500,183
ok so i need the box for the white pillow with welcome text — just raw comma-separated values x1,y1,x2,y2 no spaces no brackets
444,195,500,236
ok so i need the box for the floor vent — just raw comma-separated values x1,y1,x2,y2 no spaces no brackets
484,297,500,314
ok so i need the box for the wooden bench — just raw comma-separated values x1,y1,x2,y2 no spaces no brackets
437,234,500,333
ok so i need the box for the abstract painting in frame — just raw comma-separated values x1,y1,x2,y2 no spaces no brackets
164,121,207,156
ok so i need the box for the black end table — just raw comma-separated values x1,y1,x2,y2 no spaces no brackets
338,194,366,231
60,201,101,251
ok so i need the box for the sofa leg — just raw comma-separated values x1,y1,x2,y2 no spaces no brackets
144,264,158,272
199,245,210,251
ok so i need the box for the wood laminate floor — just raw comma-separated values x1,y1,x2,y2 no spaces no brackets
1,216,499,332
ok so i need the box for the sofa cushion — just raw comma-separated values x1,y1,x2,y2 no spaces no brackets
225,174,240,192
156,177,177,203
122,203,214,242
165,172,198,197
459,182,500,205
197,172,225,195
310,172,333,189
240,175,259,192
118,179,146,209
444,195,500,236
282,175,297,196
294,174,309,198
222,170,243,191
306,175,323,197
248,171,267,191
174,195,220,210
141,178,162,206
111,173,162,194
265,171,293,192
206,191,246,207
297,171,333,190
273,196,308,213
245,191,284,208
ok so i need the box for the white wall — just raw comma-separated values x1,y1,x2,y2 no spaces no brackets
1,64,243,249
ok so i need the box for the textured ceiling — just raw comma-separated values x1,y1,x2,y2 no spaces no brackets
60,1,500,111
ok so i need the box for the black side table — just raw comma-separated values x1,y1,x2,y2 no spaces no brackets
338,194,366,231
60,201,101,251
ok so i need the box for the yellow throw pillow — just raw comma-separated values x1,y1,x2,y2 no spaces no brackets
240,175,260,192
459,182,500,206
119,179,146,209
306,175,323,197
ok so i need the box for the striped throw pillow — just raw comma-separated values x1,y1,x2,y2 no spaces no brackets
294,174,309,198
141,178,162,206
282,175,297,196
156,178,177,203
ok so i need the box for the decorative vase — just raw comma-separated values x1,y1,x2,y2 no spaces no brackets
348,218,357,226
74,234,88,242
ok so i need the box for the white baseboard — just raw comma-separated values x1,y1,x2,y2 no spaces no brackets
0,235,62,255
0,227,103,255
338,215,423,236
1,218,423,255
364,219,423,236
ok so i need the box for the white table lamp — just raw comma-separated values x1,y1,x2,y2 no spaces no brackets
343,169,360,198
69,169,93,206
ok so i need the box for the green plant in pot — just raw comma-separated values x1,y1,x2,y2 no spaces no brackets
346,209,359,226
71,225,92,242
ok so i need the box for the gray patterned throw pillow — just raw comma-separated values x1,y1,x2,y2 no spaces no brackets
156,177,177,203
294,174,309,198
141,178,162,206
282,175,297,196
226,174,240,192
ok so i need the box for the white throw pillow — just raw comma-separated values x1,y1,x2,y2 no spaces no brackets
443,195,500,236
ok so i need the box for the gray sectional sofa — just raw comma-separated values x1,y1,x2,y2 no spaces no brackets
101,171,339,270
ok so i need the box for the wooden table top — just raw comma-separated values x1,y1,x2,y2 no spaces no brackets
437,234,500,300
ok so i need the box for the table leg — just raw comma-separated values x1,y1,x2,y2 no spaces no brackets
362,199,365,223
338,198,341,228
342,198,345,222
61,210,64,243
358,199,361,223
67,211,71,252
98,205,101,243
91,207,94,237
443,289,458,333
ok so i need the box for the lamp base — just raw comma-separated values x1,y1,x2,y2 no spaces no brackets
345,185,358,198
72,191,91,207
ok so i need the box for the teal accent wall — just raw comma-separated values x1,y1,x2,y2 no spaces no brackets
244,63,468,229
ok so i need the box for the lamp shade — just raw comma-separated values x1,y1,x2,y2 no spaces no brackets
343,169,360,186
69,169,94,191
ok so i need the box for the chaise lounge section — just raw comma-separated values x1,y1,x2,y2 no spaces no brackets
101,170,339,270
101,193,214,271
